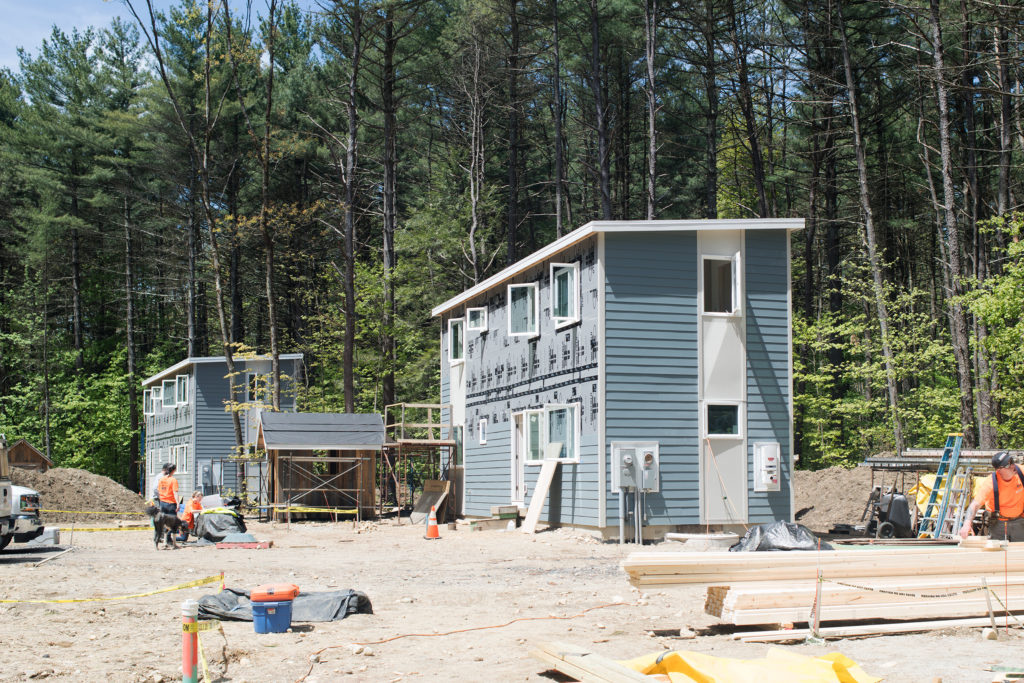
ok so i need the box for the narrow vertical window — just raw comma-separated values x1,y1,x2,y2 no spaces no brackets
550,263,579,325
151,387,163,411
478,418,488,445
526,410,543,461
545,404,578,460
143,389,153,416
448,318,465,363
175,375,189,405
508,283,538,336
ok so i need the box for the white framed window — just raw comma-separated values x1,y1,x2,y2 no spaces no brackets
162,379,177,409
478,418,488,445
175,374,189,405
151,387,163,412
522,410,543,462
702,253,741,315
448,318,466,363
175,444,189,474
467,307,488,332
550,262,580,326
544,403,579,462
704,402,743,438
148,450,156,475
143,389,154,416
508,283,539,337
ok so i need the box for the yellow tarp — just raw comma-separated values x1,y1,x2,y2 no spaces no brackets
908,474,984,515
620,647,880,683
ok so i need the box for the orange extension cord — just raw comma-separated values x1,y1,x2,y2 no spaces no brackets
292,601,634,683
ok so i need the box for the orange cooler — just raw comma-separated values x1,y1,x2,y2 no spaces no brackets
251,583,300,602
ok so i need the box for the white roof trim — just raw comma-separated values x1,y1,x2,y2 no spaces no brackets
431,218,804,316
142,353,304,387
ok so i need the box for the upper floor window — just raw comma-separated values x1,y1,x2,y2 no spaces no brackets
550,262,580,326
703,254,741,315
467,307,488,332
162,379,177,409
508,283,539,337
143,389,154,416
175,375,189,405
448,318,466,363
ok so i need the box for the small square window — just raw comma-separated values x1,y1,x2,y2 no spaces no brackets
467,307,487,332
550,263,580,325
703,254,741,314
707,404,740,436
478,418,488,445
448,318,466,363
508,283,539,337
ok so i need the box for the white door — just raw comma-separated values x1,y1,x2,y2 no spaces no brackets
511,414,526,504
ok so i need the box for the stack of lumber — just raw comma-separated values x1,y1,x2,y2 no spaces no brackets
622,545,1024,588
623,543,1024,635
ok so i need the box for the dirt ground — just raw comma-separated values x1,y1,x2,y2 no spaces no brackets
0,516,1021,683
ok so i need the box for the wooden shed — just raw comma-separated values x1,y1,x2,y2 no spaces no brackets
8,440,52,472
258,412,384,521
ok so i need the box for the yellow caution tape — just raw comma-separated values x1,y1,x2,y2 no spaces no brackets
0,574,222,604
55,526,150,532
281,507,357,514
41,509,146,515
183,619,220,633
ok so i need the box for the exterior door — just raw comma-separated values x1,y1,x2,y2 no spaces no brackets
511,413,526,503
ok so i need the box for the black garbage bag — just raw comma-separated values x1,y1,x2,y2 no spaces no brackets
197,587,373,622
729,520,832,552
195,510,247,543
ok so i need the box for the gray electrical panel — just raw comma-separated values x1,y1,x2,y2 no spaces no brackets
611,441,659,492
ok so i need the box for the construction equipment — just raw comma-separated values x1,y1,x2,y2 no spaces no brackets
918,433,963,538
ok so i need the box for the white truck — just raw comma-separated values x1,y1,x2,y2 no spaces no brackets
0,435,13,547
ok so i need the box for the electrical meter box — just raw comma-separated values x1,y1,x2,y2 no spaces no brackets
753,441,781,492
611,441,659,492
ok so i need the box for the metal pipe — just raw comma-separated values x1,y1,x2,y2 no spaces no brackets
619,488,626,545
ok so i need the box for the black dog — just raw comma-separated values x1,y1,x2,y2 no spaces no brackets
146,505,186,550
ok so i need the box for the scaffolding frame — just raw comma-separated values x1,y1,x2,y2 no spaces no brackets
380,403,457,521
273,451,375,524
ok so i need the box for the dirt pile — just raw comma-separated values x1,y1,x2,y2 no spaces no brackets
793,465,875,532
10,467,148,523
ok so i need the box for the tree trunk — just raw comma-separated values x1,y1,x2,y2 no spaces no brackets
261,0,281,412
506,0,520,265
552,0,565,236
124,197,139,492
588,0,612,220
644,0,658,220
727,0,768,218
837,1,903,454
381,9,398,408
927,0,976,446
702,0,719,219
343,0,363,413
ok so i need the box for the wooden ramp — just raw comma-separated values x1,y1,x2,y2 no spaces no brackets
522,452,561,534
410,480,449,525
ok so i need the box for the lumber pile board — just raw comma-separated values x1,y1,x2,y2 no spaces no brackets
734,615,1022,642
530,640,648,682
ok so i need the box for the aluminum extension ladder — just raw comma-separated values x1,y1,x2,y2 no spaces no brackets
938,466,974,539
918,433,964,538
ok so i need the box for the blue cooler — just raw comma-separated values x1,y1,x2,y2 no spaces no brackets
252,600,292,633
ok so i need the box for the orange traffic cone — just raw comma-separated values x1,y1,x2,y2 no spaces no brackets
424,505,440,540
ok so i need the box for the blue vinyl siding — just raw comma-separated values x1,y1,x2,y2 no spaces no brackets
745,230,792,522
604,231,700,526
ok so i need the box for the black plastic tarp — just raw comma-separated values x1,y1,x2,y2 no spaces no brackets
197,587,373,622
195,511,247,543
729,520,832,552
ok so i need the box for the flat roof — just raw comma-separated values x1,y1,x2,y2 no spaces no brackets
142,353,304,388
430,218,804,316
259,412,385,451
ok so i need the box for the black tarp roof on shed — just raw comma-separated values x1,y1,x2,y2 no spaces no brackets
258,412,385,451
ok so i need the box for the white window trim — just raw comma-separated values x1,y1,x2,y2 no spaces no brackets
701,254,743,317
550,262,580,328
143,389,154,416
176,444,189,474
175,374,189,405
478,417,488,445
702,400,745,439
448,317,466,364
519,409,544,464
162,379,177,409
151,386,163,412
467,307,488,332
525,403,581,464
507,283,539,338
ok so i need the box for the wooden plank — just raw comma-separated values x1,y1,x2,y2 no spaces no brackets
735,616,1022,642
530,641,650,682
470,517,515,531
522,458,559,534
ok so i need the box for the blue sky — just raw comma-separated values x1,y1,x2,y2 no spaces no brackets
0,1,316,73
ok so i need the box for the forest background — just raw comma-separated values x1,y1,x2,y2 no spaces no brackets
1,0,1022,493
